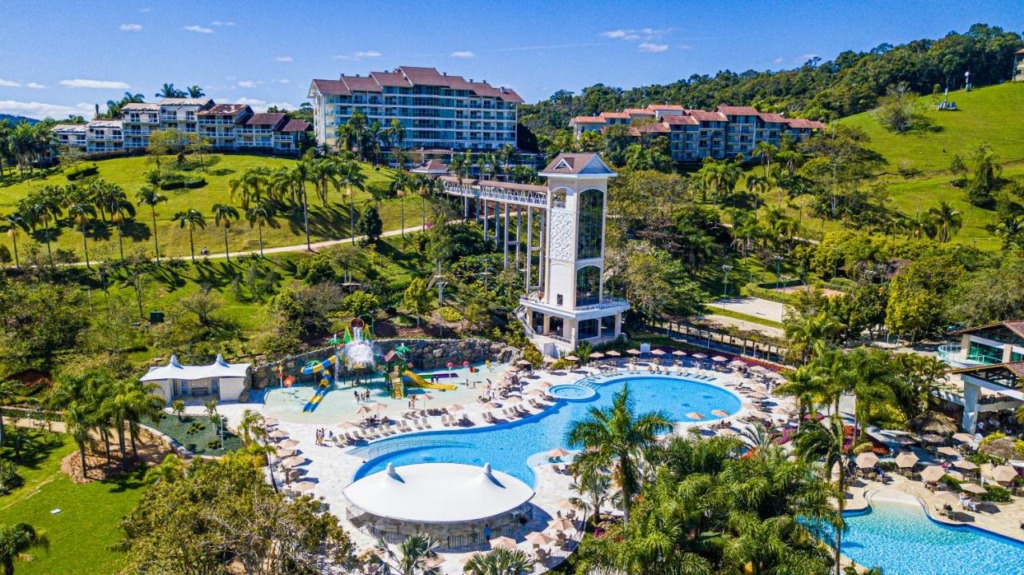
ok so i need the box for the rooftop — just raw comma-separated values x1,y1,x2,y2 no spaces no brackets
310,66,522,103
540,153,615,177
343,463,534,523
140,354,250,382
198,104,251,116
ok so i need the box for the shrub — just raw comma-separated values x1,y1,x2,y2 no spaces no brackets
206,439,223,451
981,484,1013,503
295,254,335,285
979,431,1006,447
437,306,464,322
0,460,23,495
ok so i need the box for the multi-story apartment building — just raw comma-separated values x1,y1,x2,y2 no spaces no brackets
308,66,522,151
56,98,311,155
570,103,826,163
1014,48,1024,82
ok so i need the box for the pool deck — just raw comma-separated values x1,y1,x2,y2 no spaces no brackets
212,362,795,573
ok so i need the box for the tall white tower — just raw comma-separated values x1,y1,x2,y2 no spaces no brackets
520,153,629,355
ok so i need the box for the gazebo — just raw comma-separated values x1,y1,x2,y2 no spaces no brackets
141,354,251,405
343,463,534,548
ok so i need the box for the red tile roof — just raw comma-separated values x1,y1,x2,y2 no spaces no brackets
244,113,287,127
662,115,699,126
647,104,685,111
310,79,350,96
787,118,827,129
632,122,670,134
340,75,382,93
758,112,788,124
623,108,656,116
198,104,250,116
370,71,412,88
952,320,1024,339
717,105,760,116
311,67,522,103
541,153,613,176
397,66,450,86
600,112,630,120
571,116,607,124
411,159,450,175
280,119,312,132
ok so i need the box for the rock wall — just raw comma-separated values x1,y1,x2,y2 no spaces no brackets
249,338,520,389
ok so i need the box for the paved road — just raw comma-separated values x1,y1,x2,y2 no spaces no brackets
707,296,788,323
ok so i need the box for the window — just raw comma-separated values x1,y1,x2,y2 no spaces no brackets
578,319,599,339
577,189,604,259
576,266,600,306
556,294,564,306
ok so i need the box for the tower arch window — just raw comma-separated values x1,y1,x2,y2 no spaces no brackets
577,189,603,259
576,265,601,307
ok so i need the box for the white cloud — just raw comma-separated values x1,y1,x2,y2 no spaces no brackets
638,42,668,53
184,25,213,33
232,97,296,112
275,56,293,62
772,57,785,65
354,50,382,58
119,23,143,32
602,30,628,39
59,78,131,89
450,51,475,58
0,79,23,88
275,79,290,84
797,53,820,63
25,82,45,89
0,100,93,120
238,80,258,88
211,20,235,26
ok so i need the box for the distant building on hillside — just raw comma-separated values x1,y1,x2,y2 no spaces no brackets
1014,48,1024,82
53,98,312,155
307,66,521,152
569,103,826,163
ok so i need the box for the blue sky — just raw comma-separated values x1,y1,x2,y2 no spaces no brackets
1,1,1021,119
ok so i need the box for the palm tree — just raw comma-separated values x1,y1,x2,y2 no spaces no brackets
155,83,184,98
793,415,847,573
569,468,617,525
0,522,49,575
62,400,92,478
211,204,240,262
566,384,671,523
753,141,778,178
336,160,366,244
172,399,186,422
62,184,97,267
0,212,27,268
387,118,406,151
463,548,535,574
449,153,469,219
187,85,205,98
135,186,167,263
246,199,278,257
370,534,440,574
0,381,20,447
783,312,842,365
292,156,314,250
18,186,63,262
229,167,271,211
929,201,963,243
108,190,136,263
237,409,267,446
172,209,206,264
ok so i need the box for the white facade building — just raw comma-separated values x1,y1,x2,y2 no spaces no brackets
141,354,251,405
308,66,521,151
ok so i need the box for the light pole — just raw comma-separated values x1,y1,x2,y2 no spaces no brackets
721,264,733,296
772,254,784,289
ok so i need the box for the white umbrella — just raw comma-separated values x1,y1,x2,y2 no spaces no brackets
420,394,434,401
855,452,879,469
711,409,730,418
262,416,279,425
448,403,464,412
953,459,978,471
279,438,300,448
564,355,580,362
651,349,666,356
672,350,687,357
372,402,388,411
291,481,316,493
589,352,605,359
516,359,533,367
525,389,547,397
605,350,621,357
685,411,704,420
555,499,578,510
626,349,642,356
548,447,571,459
711,355,728,362
692,353,708,359
337,421,359,429
356,405,374,415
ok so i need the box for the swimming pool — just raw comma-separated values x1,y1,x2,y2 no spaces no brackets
547,384,597,401
841,497,1024,575
352,375,742,486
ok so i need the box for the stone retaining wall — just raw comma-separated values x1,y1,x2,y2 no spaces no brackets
250,338,520,389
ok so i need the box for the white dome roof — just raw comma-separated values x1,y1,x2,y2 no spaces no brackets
344,463,534,523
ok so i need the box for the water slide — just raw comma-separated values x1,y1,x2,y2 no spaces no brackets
301,355,338,376
401,370,457,391
302,378,331,412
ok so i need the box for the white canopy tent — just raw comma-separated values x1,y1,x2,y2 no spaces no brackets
141,354,251,405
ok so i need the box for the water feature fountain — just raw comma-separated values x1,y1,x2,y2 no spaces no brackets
342,318,378,371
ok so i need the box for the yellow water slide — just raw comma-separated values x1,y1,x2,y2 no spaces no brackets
401,370,457,391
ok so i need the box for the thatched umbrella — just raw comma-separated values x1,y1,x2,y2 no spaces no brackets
934,490,960,507
564,355,580,362
589,352,605,360
895,452,919,468
651,349,666,356
275,447,297,459
920,466,946,482
937,446,961,458
960,483,987,495
909,411,957,435
953,459,978,471
626,349,641,356
516,359,533,367
525,531,555,547
855,452,879,469
268,430,289,440
990,465,1019,484
489,536,517,550
980,437,1018,460
548,518,576,532
951,432,976,445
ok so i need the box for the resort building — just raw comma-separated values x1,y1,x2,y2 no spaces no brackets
55,99,311,155
307,66,522,151
415,152,629,355
941,321,1024,367
938,321,1024,432
141,354,251,406
569,103,826,162
1014,48,1024,82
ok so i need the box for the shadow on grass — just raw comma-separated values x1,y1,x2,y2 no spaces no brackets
104,468,148,494
1,430,65,471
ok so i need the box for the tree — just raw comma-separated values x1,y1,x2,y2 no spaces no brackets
336,160,367,244
753,141,779,177
246,198,278,258
147,128,190,168
0,212,27,269
369,534,439,575
18,186,63,262
136,186,168,262
211,203,240,262
402,278,432,327
929,201,962,243
966,144,1002,208
357,205,383,244
172,209,207,264
172,399,186,422
875,82,925,133
0,381,20,447
155,83,186,98
186,85,205,98
463,548,535,575
566,384,671,523
569,467,616,525
107,188,136,262
794,415,848,573
0,523,48,575
61,184,97,267
342,290,380,318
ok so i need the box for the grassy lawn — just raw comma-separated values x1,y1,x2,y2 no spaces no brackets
702,305,786,330
0,154,427,259
0,431,146,575
148,413,242,456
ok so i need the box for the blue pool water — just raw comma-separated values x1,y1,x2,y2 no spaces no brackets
547,384,596,401
353,375,742,486
842,499,1024,575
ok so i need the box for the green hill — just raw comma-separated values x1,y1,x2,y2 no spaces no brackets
0,155,411,260
836,82,1024,251
839,82,1024,174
